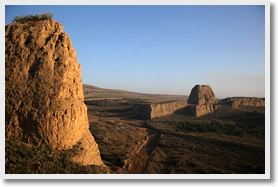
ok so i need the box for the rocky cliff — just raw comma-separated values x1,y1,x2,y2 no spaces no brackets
5,18,103,166
187,85,216,105
222,97,265,109
187,85,217,117
188,104,218,117
135,101,187,119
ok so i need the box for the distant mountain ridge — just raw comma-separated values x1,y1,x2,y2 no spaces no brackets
83,84,188,102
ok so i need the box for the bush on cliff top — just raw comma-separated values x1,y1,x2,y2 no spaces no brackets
12,12,53,23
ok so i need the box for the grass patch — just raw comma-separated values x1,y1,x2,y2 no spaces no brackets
5,139,109,174
175,119,264,137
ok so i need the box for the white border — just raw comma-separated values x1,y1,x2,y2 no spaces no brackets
1,0,270,180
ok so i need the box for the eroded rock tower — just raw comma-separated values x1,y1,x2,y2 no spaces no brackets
187,85,217,117
5,18,103,166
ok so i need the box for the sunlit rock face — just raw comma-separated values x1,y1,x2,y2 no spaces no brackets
187,85,217,117
222,97,265,109
188,104,218,117
187,85,216,105
135,101,187,119
5,18,103,166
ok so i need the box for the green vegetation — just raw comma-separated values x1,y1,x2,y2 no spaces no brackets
12,12,53,23
5,139,109,174
174,120,264,137
160,111,266,137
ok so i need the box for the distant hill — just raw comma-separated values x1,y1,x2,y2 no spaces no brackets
83,84,188,102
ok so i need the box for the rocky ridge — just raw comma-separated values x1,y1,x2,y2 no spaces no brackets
5,18,103,166
222,97,265,109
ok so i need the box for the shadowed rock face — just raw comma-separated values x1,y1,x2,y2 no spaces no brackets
187,85,216,105
5,19,103,166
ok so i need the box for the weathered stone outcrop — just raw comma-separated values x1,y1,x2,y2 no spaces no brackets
5,18,103,166
222,97,265,109
187,85,217,117
135,101,187,119
187,85,216,105
188,104,218,117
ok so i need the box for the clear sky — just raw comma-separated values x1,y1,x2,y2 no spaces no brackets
5,5,265,98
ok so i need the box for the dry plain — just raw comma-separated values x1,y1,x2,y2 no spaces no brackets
84,84,265,174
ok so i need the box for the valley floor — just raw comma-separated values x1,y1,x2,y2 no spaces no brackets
87,99,265,174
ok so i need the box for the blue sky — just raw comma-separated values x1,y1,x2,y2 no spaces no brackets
5,5,265,98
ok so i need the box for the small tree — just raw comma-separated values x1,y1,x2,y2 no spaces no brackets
12,12,53,23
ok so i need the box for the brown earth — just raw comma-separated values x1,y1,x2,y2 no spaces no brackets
83,84,188,102
85,86,265,174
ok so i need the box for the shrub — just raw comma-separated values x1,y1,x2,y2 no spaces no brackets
12,12,53,23
176,120,264,137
